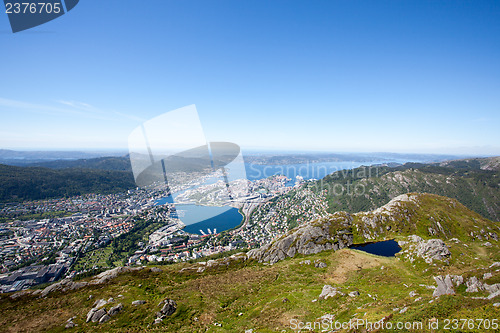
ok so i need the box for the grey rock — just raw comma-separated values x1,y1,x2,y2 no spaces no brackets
493,303,500,307
466,276,484,293
247,213,353,264
484,272,493,280
487,290,500,300
108,303,123,316
86,308,97,323
348,291,360,297
158,299,177,317
93,299,107,309
415,239,451,263
99,314,111,323
319,285,345,299
433,275,455,297
451,275,464,287
90,266,143,285
484,283,500,294
41,279,88,297
150,267,162,273
409,291,418,297
91,308,107,323
408,235,423,243
132,300,146,305
65,320,76,329
299,260,311,265
154,318,163,325
315,261,327,268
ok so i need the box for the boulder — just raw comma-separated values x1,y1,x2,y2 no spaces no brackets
91,308,107,323
93,299,107,309
415,239,451,263
65,321,76,329
86,308,97,323
466,276,485,293
315,261,327,268
132,300,146,306
108,303,123,316
319,285,345,300
157,299,177,317
99,314,111,323
348,291,360,297
433,275,455,297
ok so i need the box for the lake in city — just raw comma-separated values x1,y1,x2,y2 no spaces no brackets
156,159,420,234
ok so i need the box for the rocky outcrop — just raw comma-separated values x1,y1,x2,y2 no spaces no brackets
41,279,88,297
89,266,143,285
415,239,451,263
247,213,353,264
40,266,144,298
399,235,451,264
108,303,123,316
433,275,456,297
154,299,177,324
433,273,500,299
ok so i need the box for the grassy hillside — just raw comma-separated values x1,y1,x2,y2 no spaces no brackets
1,194,499,332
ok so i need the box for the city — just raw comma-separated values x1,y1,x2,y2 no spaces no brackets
0,174,307,293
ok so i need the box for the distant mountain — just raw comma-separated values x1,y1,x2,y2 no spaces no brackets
320,157,500,221
26,156,132,171
0,149,127,166
242,152,463,165
0,164,135,203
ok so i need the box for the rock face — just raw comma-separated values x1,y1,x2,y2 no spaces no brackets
247,213,353,264
415,239,451,263
39,266,144,298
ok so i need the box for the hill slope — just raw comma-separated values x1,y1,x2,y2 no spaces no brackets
0,164,136,203
249,157,500,236
1,193,499,332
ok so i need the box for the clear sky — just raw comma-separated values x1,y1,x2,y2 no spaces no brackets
0,0,499,155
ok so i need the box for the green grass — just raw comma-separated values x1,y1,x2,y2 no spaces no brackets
1,237,498,332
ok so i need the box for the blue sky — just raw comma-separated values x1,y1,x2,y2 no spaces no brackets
0,0,499,154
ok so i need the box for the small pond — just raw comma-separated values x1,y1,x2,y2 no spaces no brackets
350,239,401,257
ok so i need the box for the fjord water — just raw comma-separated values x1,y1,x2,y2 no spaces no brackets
350,240,401,257
157,159,420,234
178,205,243,235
